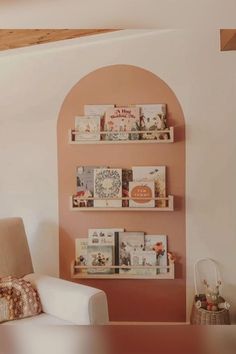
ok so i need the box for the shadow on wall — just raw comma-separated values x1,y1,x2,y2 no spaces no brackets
29,220,59,276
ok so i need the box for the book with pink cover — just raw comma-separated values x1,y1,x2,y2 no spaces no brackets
104,106,140,140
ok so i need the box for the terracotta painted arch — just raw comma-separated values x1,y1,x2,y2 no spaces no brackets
57,64,186,322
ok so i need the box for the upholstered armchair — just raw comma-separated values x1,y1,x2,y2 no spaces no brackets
0,218,109,325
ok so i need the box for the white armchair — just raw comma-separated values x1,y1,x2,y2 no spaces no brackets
0,218,109,325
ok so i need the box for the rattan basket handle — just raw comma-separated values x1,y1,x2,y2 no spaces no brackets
194,258,221,296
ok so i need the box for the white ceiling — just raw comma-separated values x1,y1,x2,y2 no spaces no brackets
0,0,235,29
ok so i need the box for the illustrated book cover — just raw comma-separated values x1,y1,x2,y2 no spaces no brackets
87,245,114,274
129,181,155,208
132,166,166,207
84,104,114,139
130,250,157,276
144,235,168,274
94,168,122,208
75,238,88,273
104,106,140,140
76,166,105,207
122,168,133,207
115,231,145,274
88,228,124,246
137,104,168,140
74,115,101,141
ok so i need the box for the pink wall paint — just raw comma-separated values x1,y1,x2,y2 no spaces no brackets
57,65,186,322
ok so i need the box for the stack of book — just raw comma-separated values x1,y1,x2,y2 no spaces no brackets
73,165,166,208
72,104,169,142
75,230,168,275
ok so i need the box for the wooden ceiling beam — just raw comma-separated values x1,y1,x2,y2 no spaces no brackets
0,29,118,51
220,29,236,51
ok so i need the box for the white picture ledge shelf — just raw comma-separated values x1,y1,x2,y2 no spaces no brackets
71,262,175,280
70,195,174,212
68,127,174,144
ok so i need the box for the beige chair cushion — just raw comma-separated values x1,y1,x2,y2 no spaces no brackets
0,218,33,278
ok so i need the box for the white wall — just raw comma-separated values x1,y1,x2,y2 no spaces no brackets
0,29,236,320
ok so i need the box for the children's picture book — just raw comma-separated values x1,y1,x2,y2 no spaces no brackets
132,166,166,208
84,105,114,139
88,228,124,246
94,168,122,207
137,104,168,140
130,250,157,276
129,181,155,208
115,231,145,274
104,106,140,140
87,245,114,274
144,235,168,274
122,168,133,207
74,115,101,141
75,238,88,273
76,166,106,207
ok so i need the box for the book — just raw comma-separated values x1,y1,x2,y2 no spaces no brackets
144,235,168,274
87,245,114,274
76,166,105,207
130,250,157,276
88,228,124,246
104,106,140,141
75,238,88,273
94,168,122,208
137,104,168,140
132,166,166,208
115,231,145,274
74,115,101,141
84,104,114,139
122,168,133,207
129,181,155,208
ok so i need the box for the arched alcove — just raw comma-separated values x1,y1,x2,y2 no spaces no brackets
57,64,186,322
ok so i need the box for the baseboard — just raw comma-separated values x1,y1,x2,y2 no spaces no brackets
109,321,190,325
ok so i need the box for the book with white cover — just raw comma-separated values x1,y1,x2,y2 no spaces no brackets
144,235,167,274
94,168,122,208
84,104,114,117
84,104,114,139
117,231,145,274
88,228,124,246
129,181,155,208
130,250,157,276
137,104,167,140
87,245,114,274
75,238,88,273
132,166,166,208
75,115,101,141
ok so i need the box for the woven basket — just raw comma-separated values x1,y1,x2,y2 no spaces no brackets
190,258,230,325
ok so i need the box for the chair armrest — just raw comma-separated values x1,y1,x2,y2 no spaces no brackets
24,273,109,325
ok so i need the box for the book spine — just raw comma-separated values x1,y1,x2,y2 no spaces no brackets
114,232,119,274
